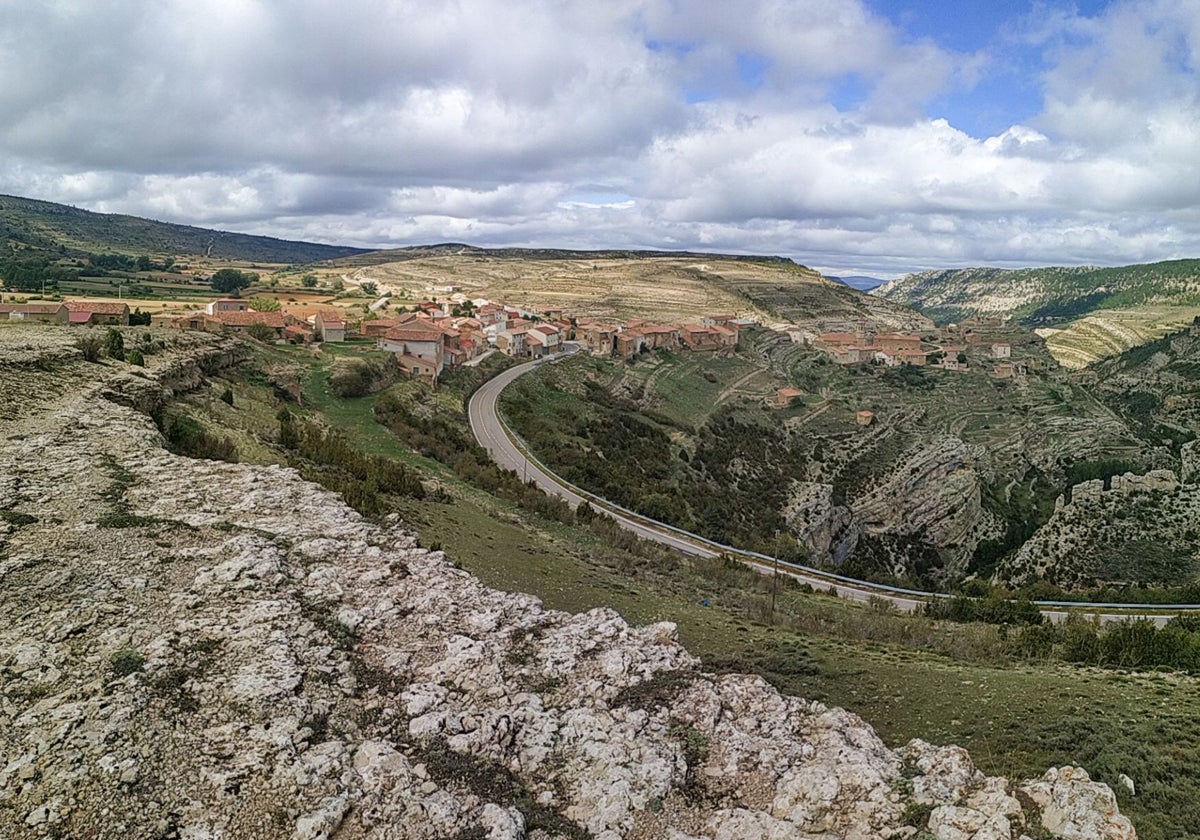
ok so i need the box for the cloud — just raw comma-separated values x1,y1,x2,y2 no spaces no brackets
1,0,1200,277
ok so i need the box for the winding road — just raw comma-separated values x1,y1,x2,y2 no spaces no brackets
468,354,1190,625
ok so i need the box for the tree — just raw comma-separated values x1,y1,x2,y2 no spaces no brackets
246,321,276,342
301,273,318,288
248,296,281,312
105,328,125,361
210,268,254,295
361,281,378,296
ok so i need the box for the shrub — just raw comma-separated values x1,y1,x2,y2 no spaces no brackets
246,321,276,342
105,327,125,361
76,334,104,362
158,413,238,462
126,348,145,366
110,649,145,676
219,387,234,405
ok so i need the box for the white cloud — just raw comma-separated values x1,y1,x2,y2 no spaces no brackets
2,0,1200,277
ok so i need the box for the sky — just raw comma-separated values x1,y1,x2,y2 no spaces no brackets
2,0,1200,278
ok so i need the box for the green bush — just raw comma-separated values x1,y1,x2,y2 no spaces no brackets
158,412,238,462
105,327,125,361
110,649,144,676
75,334,104,362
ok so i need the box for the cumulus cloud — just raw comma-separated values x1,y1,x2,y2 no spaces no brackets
2,0,1200,276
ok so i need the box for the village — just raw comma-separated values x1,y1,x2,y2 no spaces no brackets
0,290,749,385
2,289,1038,388
799,314,1033,381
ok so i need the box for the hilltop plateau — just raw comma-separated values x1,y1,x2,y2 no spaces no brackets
338,250,926,329
0,327,1140,839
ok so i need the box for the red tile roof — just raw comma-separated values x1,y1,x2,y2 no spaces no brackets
211,311,286,327
383,325,446,342
66,301,129,315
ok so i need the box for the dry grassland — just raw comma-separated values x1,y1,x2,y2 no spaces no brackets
346,256,826,322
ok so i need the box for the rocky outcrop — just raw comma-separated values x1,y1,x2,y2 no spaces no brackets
782,481,860,565
0,329,1137,838
850,436,988,575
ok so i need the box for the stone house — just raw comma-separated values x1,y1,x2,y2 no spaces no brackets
378,323,448,375
205,298,248,316
770,387,804,409
65,301,130,326
6,303,69,323
314,312,346,343
496,326,531,357
206,310,287,338
527,324,562,357
577,323,618,356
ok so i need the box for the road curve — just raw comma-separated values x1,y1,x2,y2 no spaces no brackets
468,356,1185,625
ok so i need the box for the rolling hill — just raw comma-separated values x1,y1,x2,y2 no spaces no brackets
877,260,1200,324
0,194,367,263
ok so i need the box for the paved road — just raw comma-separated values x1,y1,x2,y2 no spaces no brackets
468,358,1179,626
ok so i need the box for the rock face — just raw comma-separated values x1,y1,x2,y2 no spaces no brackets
849,436,988,577
0,329,1137,839
782,481,860,565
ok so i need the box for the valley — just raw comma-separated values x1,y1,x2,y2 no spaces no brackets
2,195,1195,837
878,259,1200,368
10,324,1177,837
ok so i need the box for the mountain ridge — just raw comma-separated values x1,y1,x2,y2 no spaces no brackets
0,193,368,263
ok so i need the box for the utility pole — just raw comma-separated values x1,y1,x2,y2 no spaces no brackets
770,553,779,619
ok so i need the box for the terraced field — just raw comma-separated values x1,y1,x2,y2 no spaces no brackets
1041,305,1200,368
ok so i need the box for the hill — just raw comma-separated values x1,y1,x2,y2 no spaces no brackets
340,250,927,328
500,325,1144,587
0,193,367,263
876,260,1200,367
0,326,1149,839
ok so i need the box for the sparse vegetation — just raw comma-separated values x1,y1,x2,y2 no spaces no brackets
109,649,145,676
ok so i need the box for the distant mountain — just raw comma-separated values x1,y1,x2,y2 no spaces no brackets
0,194,368,264
829,274,888,291
876,260,1200,326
